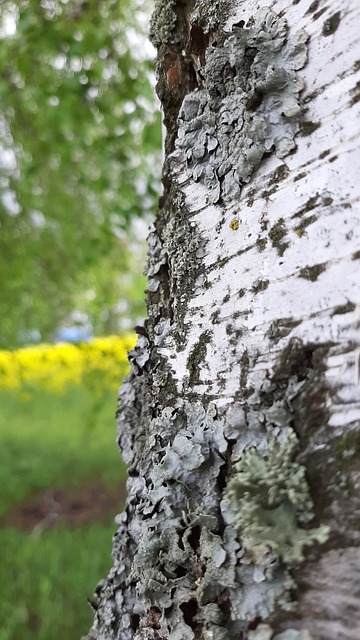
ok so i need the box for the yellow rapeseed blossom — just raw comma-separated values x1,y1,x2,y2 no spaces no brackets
0,335,136,394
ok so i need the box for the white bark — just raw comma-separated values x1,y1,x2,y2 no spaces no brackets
86,2,360,639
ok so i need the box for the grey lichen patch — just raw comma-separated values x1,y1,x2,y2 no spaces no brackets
146,224,168,294
141,217,204,378
191,0,231,34
224,431,329,563
249,625,313,640
322,11,341,37
159,191,204,347
214,338,334,626
176,8,308,203
149,0,178,48
249,624,274,640
273,630,314,640
298,263,326,281
163,214,201,295
103,401,230,640
268,218,289,256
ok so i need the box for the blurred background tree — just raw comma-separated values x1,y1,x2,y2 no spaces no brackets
0,0,161,348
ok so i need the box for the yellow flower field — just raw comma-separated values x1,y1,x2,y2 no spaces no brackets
0,335,136,394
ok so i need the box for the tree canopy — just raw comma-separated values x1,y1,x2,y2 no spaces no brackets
0,0,161,347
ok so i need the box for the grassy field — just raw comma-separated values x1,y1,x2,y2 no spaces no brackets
0,524,118,640
0,340,131,640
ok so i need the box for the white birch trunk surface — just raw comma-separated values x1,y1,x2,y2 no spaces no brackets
87,2,360,639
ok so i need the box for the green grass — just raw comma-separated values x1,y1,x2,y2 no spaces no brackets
0,524,115,640
0,387,127,516
0,385,128,640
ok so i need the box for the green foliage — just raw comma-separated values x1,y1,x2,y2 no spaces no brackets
0,0,161,347
225,431,329,563
74,234,148,336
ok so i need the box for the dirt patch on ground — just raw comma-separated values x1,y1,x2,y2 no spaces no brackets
0,479,127,533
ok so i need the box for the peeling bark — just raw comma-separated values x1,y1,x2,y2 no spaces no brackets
86,1,360,639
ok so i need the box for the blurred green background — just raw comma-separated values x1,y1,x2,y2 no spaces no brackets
0,0,161,348
0,1,161,638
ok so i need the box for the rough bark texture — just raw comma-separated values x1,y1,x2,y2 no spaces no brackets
86,1,360,639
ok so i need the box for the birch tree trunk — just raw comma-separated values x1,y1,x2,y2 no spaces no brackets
86,1,360,639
